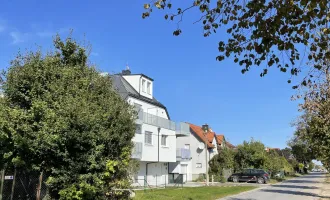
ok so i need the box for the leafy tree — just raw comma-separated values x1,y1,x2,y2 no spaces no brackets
308,161,315,171
142,0,330,86
280,148,293,161
288,135,314,165
209,147,235,182
234,139,267,170
0,36,135,199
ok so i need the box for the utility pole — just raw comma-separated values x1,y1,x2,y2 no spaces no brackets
202,124,209,186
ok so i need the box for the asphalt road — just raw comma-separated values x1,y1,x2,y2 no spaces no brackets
220,172,328,200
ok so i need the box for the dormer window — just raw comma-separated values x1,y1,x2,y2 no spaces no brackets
142,79,146,92
147,82,151,94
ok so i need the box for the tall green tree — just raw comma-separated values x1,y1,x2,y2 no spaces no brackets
288,136,314,164
0,36,135,199
234,139,267,170
142,0,330,86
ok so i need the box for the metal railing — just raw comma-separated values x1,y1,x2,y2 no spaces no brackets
132,142,142,159
136,111,176,130
176,148,191,161
176,122,190,136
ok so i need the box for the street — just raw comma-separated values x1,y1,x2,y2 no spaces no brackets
220,173,328,200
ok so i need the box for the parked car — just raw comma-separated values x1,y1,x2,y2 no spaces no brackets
229,168,270,184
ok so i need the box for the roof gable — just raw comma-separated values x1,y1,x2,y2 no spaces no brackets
188,123,215,148
216,135,225,145
110,74,170,119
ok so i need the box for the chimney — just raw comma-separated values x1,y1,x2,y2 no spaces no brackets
122,64,131,75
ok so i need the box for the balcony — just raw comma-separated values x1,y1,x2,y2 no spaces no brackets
176,122,190,137
136,110,176,130
176,148,191,161
132,142,142,159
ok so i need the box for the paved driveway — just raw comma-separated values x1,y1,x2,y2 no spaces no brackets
219,173,328,200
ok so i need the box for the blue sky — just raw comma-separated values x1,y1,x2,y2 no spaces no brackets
0,0,302,148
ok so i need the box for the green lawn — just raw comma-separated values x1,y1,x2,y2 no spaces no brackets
134,186,256,200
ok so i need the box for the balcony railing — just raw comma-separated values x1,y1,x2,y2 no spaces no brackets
176,122,190,136
136,110,176,130
176,148,191,161
132,142,142,159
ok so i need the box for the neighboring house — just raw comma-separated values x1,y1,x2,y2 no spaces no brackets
216,135,226,152
225,141,236,150
110,69,190,186
169,123,218,181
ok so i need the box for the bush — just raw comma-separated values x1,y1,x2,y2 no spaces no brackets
0,36,136,199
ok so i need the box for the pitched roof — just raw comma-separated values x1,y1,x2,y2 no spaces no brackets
216,135,225,145
188,123,215,148
226,141,236,149
110,74,170,119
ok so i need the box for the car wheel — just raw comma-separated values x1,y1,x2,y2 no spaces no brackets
232,176,239,183
257,177,265,184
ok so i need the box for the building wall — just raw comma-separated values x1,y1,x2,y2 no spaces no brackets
133,161,169,186
209,137,218,160
128,97,176,163
176,132,210,179
123,75,153,99
122,75,140,93
175,131,219,181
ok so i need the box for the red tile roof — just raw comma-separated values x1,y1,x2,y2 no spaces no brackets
226,141,236,149
216,135,225,145
188,123,215,148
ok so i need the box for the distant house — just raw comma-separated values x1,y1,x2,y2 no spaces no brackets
225,141,236,150
169,123,218,181
216,135,226,152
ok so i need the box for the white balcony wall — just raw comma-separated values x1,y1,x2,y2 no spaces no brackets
128,97,176,163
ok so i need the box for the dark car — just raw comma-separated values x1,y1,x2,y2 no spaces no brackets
229,169,269,184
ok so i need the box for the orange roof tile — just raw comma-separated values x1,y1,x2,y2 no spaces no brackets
216,135,225,145
226,141,236,149
188,123,215,148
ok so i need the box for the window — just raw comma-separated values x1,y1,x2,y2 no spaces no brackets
196,163,202,168
242,169,251,174
161,135,168,146
134,103,142,112
142,79,146,92
147,82,151,94
184,144,190,150
134,103,143,119
135,124,142,134
145,131,152,145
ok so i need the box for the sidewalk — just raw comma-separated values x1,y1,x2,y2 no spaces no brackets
320,174,330,199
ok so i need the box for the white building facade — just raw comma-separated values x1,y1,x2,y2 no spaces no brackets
110,69,189,187
169,123,218,182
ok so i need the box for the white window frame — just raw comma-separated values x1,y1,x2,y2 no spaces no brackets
196,163,202,168
161,135,168,147
145,131,152,145
147,81,151,94
142,79,146,92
